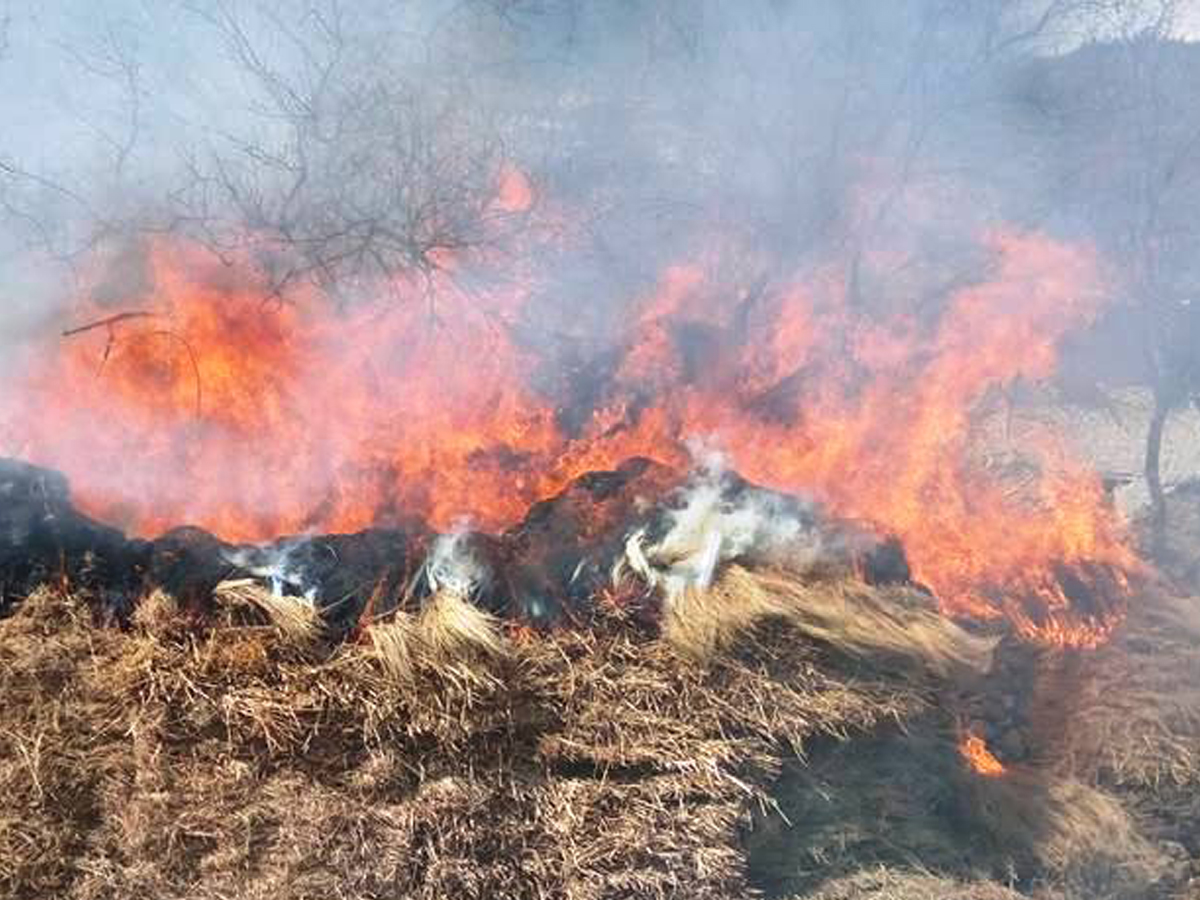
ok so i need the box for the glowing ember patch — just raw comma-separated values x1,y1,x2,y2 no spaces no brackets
960,734,1006,777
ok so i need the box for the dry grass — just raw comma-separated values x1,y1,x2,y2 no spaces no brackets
967,771,1169,899
663,565,995,678
2,567,1192,899
747,710,1177,899
213,578,324,645
1083,482,1200,791
131,586,181,634
0,583,925,900
1024,583,1200,898
413,588,508,660
791,867,1026,900
364,590,508,688
365,610,420,680
1050,587,1200,789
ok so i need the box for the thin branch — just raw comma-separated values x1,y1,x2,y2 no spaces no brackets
61,310,155,338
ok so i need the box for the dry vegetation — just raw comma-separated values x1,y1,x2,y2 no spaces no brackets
1,558,1197,899
662,566,995,677
1052,589,1200,790
794,868,1027,900
0,577,921,899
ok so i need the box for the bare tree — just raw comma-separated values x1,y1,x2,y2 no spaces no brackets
172,0,524,304
0,7,147,278
1016,0,1200,544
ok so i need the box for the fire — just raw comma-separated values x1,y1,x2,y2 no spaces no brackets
4,240,564,540
0,181,1137,647
960,734,1006,777
599,232,1135,645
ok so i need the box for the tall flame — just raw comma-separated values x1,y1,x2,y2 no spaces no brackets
0,207,1136,646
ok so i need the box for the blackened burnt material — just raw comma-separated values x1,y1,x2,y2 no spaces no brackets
0,457,435,627
0,458,149,616
503,456,685,623
239,525,434,632
0,454,914,631
149,527,240,613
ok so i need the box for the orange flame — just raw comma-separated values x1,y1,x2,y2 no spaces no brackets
960,734,1006,777
0,199,1136,646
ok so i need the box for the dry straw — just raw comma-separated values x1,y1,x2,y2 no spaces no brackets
1,565,1193,899
213,578,324,644
661,564,995,677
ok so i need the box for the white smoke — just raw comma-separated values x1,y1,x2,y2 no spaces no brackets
620,450,850,599
222,538,319,603
422,522,491,601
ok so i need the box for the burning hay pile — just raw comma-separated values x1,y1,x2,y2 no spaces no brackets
2,456,1196,900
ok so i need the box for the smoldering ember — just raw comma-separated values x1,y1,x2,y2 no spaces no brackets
3,3,1200,899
